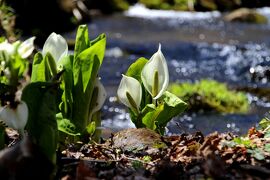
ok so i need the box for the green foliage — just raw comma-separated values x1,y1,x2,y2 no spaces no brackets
258,117,270,130
29,25,107,140
124,57,187,134
31,52,57,82
169,79,249,113
0,45,29,87
233,137,254,149
58,26,106,136
21,82,59,164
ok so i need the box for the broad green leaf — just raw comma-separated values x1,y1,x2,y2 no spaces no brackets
31,52,46,82
74,24,90,59
56,114,80,136
125,57,151,108
72,57,100,132
73,33,105,91
155,91,187,127
90,33,106,46
21,82,59,164
126,57,148,83
88,33,106,65
31,52,56,82
58,55,74,118
142,104,159,130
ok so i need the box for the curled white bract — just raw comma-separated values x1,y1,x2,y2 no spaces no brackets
141,44,169,99
0,101,28,132
91,77,107,114
42,32,68,62
117,74,142,111
18,37,36,58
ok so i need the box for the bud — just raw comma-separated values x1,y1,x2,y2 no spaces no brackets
42,32,68,62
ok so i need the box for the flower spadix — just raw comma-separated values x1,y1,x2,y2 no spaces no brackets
0,101,28,133
117,75,142,112
18,37,36,58
141,44,169,99
42,32,68,62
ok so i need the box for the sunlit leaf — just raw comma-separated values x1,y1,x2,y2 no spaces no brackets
21,82,59,164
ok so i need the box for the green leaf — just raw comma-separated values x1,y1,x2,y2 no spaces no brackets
31,52,45,82
86,121,96,137
74,24,90,60
259,117,270,130
125,57,151,108
72,56,100,132
21,82,59,164
138,91,187,134
233,137,254,148
141,104,159,130
58,55,74,118
89,33,106,65
155,91,187,131
73,33,106,91
31,52,57,82
56,113,80,136
126,57,148,83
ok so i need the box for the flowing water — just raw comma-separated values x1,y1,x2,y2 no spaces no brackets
66,4,270,136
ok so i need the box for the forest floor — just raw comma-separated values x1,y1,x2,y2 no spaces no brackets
57,127,270,180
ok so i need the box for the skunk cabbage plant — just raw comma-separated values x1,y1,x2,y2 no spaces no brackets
117,45,187,134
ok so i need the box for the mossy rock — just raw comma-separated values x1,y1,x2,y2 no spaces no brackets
109,128,167,155
224,8,268,24
169,79,249,113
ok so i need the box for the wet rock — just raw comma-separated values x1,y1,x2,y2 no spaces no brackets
110,128,166,155
224,8,268,24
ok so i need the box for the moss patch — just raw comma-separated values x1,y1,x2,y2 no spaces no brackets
168,79,249,113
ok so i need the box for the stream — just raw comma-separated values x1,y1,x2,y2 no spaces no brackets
66,4,270,136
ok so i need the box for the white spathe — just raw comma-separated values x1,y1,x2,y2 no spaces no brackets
0,101,28,131
42,32,68,62
91,77,107,114
117,74,142,111
0,40,15,55
18,37,36,58
141,44,169,99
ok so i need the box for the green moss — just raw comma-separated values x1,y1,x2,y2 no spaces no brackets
168,79,249,113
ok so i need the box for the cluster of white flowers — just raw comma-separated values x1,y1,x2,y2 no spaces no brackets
0,33,107,134
0,37,36,59
117,44,169,112
0,37,36,134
